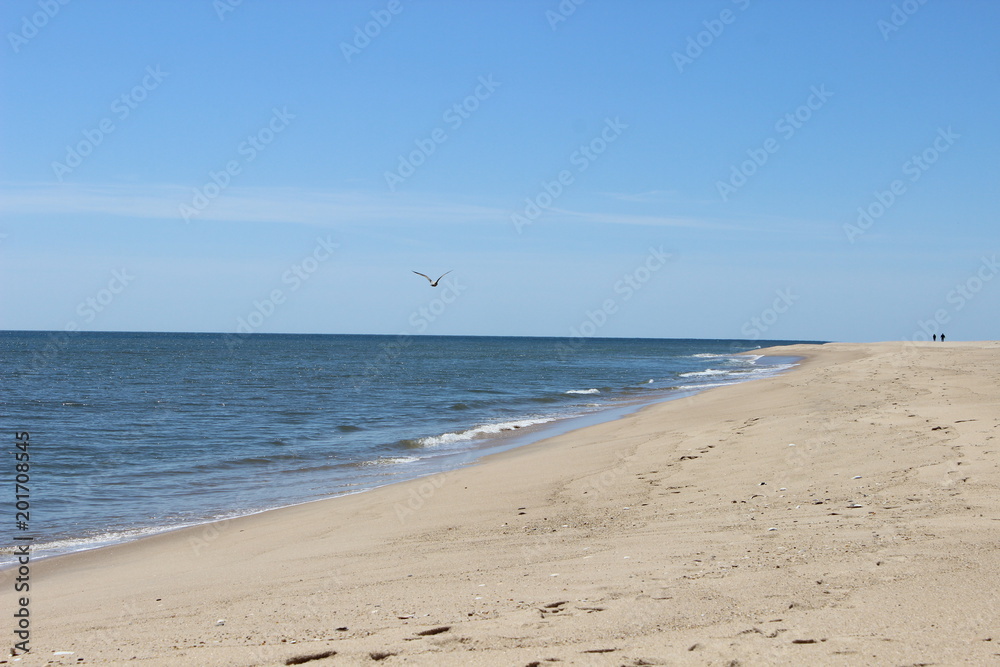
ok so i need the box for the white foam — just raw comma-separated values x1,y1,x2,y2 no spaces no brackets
0,523,196,565
679,368,731,378
417,417,556,447
744,362,796,377
565,388,600,395
733,354,763,364
363,456,420,466
681,381,735,390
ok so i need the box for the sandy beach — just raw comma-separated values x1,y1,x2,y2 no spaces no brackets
10,341,1000,666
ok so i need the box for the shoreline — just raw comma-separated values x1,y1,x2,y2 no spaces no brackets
23,341,1000,665
5,348,800,568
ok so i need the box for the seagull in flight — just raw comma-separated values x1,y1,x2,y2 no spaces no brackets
412,270,452,287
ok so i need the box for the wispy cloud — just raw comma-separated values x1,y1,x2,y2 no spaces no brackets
599,189,682,203
0,182,504,226
551,206,732,229
0,181,729,230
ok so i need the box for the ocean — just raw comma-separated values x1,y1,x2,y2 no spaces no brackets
0,332,816,564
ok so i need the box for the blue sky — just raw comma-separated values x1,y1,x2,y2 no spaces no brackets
1,0,998,342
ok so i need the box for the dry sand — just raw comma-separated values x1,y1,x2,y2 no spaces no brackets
7,341,1000,666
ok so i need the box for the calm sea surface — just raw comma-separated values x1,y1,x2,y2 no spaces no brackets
0,332,817,562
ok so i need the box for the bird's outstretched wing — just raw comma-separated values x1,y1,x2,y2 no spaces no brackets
434,270,453,282
412,271,433,283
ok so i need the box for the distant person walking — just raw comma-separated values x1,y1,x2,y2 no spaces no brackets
941,333,946,342
933,334,937,341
